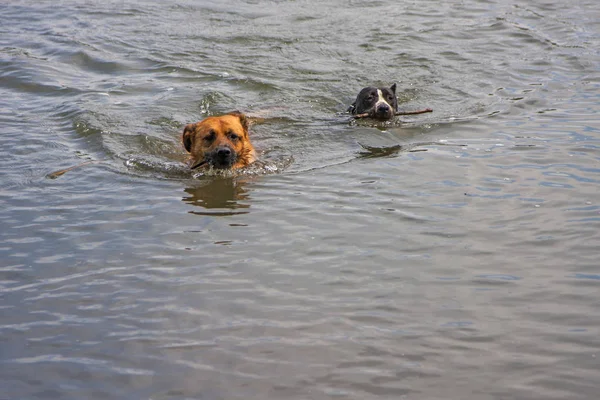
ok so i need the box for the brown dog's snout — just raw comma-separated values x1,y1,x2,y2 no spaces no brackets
216,146,232,159
208,145,237,168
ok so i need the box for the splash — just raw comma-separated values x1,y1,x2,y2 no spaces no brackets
190,155,294,179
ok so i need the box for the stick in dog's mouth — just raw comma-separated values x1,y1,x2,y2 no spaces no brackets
353,108,433,119
190,160,208,169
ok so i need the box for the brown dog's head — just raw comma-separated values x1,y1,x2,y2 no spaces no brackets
182,112,256,170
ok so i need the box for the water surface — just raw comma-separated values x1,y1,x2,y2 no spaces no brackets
1,1,600,399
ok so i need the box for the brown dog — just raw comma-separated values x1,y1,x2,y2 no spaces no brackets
182,111,256,170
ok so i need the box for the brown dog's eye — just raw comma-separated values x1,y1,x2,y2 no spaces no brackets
228,132,239,141
204,130,216,142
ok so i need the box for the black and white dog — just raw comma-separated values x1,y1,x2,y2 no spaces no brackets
348,83,398,120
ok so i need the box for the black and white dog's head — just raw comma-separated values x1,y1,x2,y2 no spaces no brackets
349,83,398,120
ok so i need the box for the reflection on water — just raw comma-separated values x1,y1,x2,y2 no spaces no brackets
183,177,251,215
357,143,404,159
357,141,467,160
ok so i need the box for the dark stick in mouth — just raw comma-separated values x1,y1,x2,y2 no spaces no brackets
353,108,433,119
190,160,208,169
395,108,433,116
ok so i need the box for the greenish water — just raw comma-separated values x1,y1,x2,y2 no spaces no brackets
1,1,599,399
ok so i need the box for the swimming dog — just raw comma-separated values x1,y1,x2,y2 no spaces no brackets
348,83,433,120
182,111,256,170
349,83,399,120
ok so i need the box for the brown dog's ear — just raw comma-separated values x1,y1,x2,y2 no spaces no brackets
390,83,397,93
227,111,248,132
182,124,195,153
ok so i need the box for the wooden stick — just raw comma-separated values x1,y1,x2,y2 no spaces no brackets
353,108,433,119
395,108,433,116
46,160,101,179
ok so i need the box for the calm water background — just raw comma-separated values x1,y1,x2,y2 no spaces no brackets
1,1,600,399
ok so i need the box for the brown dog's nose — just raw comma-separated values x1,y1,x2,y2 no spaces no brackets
217,147,231,158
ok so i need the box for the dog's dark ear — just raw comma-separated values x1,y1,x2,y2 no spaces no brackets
390,83,397,93
182,124,195,153
228,111,248,131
